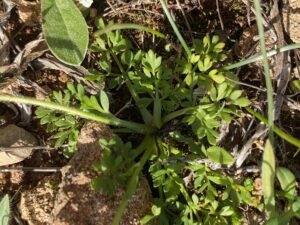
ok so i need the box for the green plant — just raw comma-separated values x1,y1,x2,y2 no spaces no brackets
35,84,86,157
41,0,165,66
0,1,299,225
41,0,89,65
262,140,300,225
36,19,257,224
0,195,10,225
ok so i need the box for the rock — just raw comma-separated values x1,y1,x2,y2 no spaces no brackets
19,122,153,225
19,175,61,225
283,0,300,43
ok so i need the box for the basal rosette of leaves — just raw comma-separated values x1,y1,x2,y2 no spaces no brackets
34,19,256,224
38,19,253,225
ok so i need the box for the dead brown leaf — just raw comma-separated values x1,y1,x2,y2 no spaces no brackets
18,0,41,25
0,124,37,166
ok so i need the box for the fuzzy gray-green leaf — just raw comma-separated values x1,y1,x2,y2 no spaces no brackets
41,0,89,65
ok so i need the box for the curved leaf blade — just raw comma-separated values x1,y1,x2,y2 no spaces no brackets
100,90,109,113
41,0,89,65
262,139,276,217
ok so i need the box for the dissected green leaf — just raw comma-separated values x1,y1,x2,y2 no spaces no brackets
41,0,89,65
262,139,276,217
207,146,233,165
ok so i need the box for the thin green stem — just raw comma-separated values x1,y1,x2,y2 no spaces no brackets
110,51,153,124
112,136,153,225
224,43,300,70
246,107,300,149
94,23,166,39
179,182,201,220
159,0,192,58
253,0,274,141
162,106,197,124
153,85,162,128
0,95,152,134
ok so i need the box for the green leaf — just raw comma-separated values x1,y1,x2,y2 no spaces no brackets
0,195,10,225
53,91,63,104
82,96,103,112
40,115,52,125
233,97,250,107
151,205,161,216
191,194,199,205
290,80,300,92
100,91,110,112
96,38,107,51
262,139,276,217
41,0,89,65
219,206,234,216
214,42,225,52
67,83,76,94
203,56,213,71
212,35,220,44
54,118,72,128
207,175,229,185
99,58,111,73
229,90,243,101
276,167,296,196
190,54,200,64
203,34,211,47
209,69,225,84
54,132,68,147
35,107,52,118
121,50,134,66
207,146,233,165
140,215,155,224
217,83,228,101
292,200,300,217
